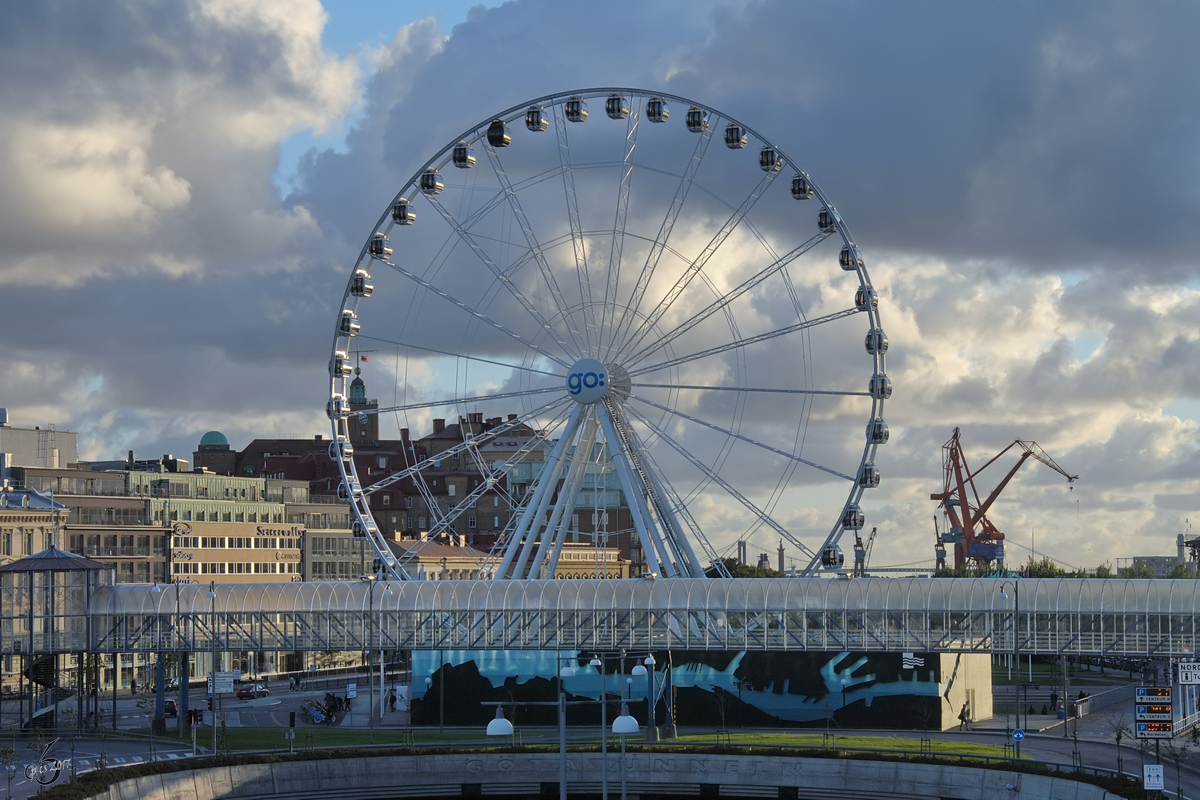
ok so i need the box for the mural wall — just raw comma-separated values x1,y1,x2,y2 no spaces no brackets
410,650,992,731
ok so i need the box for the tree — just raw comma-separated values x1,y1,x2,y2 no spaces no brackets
1123,563,1156,579
1094,563,1114,578
1163,738,1190,800
0,743,15,800
1106,711,1131,777
706,558,781,579
1026,555,1066,578
1166,563,1196,579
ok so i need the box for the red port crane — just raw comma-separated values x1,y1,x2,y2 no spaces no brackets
930,427,1078,571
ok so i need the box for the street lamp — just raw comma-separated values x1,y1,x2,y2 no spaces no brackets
486,705,513,736
840,677,848,710
207,581,217,755
612,702,639,800
556,657,575,800
999,579,1021,759
642,655,657,741
589,655,608,800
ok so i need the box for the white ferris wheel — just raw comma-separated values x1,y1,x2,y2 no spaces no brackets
328,88,888,581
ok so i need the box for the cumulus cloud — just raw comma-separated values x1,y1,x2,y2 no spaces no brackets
2,0,1199,573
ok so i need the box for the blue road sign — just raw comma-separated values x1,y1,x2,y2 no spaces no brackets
1012,729,1025,741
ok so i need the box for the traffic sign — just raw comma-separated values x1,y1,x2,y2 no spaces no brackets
1012,729,1025,741
1144,764,1165,790
208,671,234,694
1179,662,1200,684
1136,704,1173,721
1137,686,1172,699
346,682,358,699
1136,722,1173,739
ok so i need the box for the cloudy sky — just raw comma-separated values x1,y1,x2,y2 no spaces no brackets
3,0,1199,573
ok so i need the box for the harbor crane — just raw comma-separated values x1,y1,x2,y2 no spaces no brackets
930,427,1077,572
852,527,877,577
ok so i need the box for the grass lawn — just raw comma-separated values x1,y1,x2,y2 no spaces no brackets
189,726,481,751
670,731,1016,758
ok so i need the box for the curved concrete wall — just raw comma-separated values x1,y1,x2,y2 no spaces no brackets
90,752,1116,800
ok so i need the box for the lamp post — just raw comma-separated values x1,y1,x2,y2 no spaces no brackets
208,581,217,755
999,579,1020,759
589,654,608,800
840,677,848,710
632,655,657,741
612,702,639,800
557,656,575,800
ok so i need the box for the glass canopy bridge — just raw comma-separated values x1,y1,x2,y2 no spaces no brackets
6,577,1200,658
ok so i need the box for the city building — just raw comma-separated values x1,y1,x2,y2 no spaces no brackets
0,409,78,472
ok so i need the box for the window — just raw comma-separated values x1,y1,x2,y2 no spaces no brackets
405,496,413,509
493,496,500,507
448,484,456,497
418,516,426,528
382,494,390,506
378,456,387,469
183,511,192,521
469,516,477,528
406,516,413,529
493,516,500,528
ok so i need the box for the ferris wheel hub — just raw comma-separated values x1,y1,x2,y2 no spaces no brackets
566,357,610,404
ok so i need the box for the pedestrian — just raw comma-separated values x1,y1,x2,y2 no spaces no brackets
388,689,396,713
130,678,137,695
1049,690,1058,711
958,703,969,731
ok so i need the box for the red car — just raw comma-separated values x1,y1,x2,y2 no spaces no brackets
236,684,269,700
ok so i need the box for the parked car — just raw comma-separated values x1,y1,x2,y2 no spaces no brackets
236,684,269,700
164,700,178,718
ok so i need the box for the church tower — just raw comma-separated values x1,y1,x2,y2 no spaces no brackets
347,367,379,445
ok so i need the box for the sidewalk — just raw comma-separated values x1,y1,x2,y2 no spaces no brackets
970,713,1066,733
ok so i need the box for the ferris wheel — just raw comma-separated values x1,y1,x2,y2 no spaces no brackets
328,88,888,581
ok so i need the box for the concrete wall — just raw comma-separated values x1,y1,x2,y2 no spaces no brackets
941,653,994,729
91,752,1115,800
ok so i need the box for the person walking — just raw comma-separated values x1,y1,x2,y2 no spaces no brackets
958,703,970,731
1049,690,1058,712
388,688,396,713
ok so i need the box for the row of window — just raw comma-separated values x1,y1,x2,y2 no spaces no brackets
68,533,166,558
171,536,301,550
0,529,45,558
379,493,504,508
156,510,285,524
172,562,300,575
309,537,368,557
308,561,367,579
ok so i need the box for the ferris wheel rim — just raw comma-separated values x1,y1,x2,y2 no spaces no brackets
329,87,887,581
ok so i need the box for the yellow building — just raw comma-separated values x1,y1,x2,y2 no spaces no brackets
169,520,302,584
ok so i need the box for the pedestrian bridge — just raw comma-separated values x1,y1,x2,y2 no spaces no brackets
4,574,1199,657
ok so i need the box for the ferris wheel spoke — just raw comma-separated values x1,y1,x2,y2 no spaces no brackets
630,382,866,397
354,335,561,378
599,98,641,353
484,143,586,354
624,230,833,365
623,404,817,560
381,261,572,370
628,307,861,377
364,386,560,417
359,396,571,496
628,394,855,482
552,104,596,354
424,194,575,359
606,121,715,360
614,162,783,360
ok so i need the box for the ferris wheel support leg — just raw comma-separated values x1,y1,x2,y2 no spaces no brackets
540,415,601,578
596,403,676,578
606,403,703,577
496,405,584,580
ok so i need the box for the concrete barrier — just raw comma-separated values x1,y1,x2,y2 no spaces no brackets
91,752,1118,800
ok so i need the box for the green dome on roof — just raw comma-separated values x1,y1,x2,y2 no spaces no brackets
199,430,229,447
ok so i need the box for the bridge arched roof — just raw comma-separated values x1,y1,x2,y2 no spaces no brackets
92,577,1200,617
